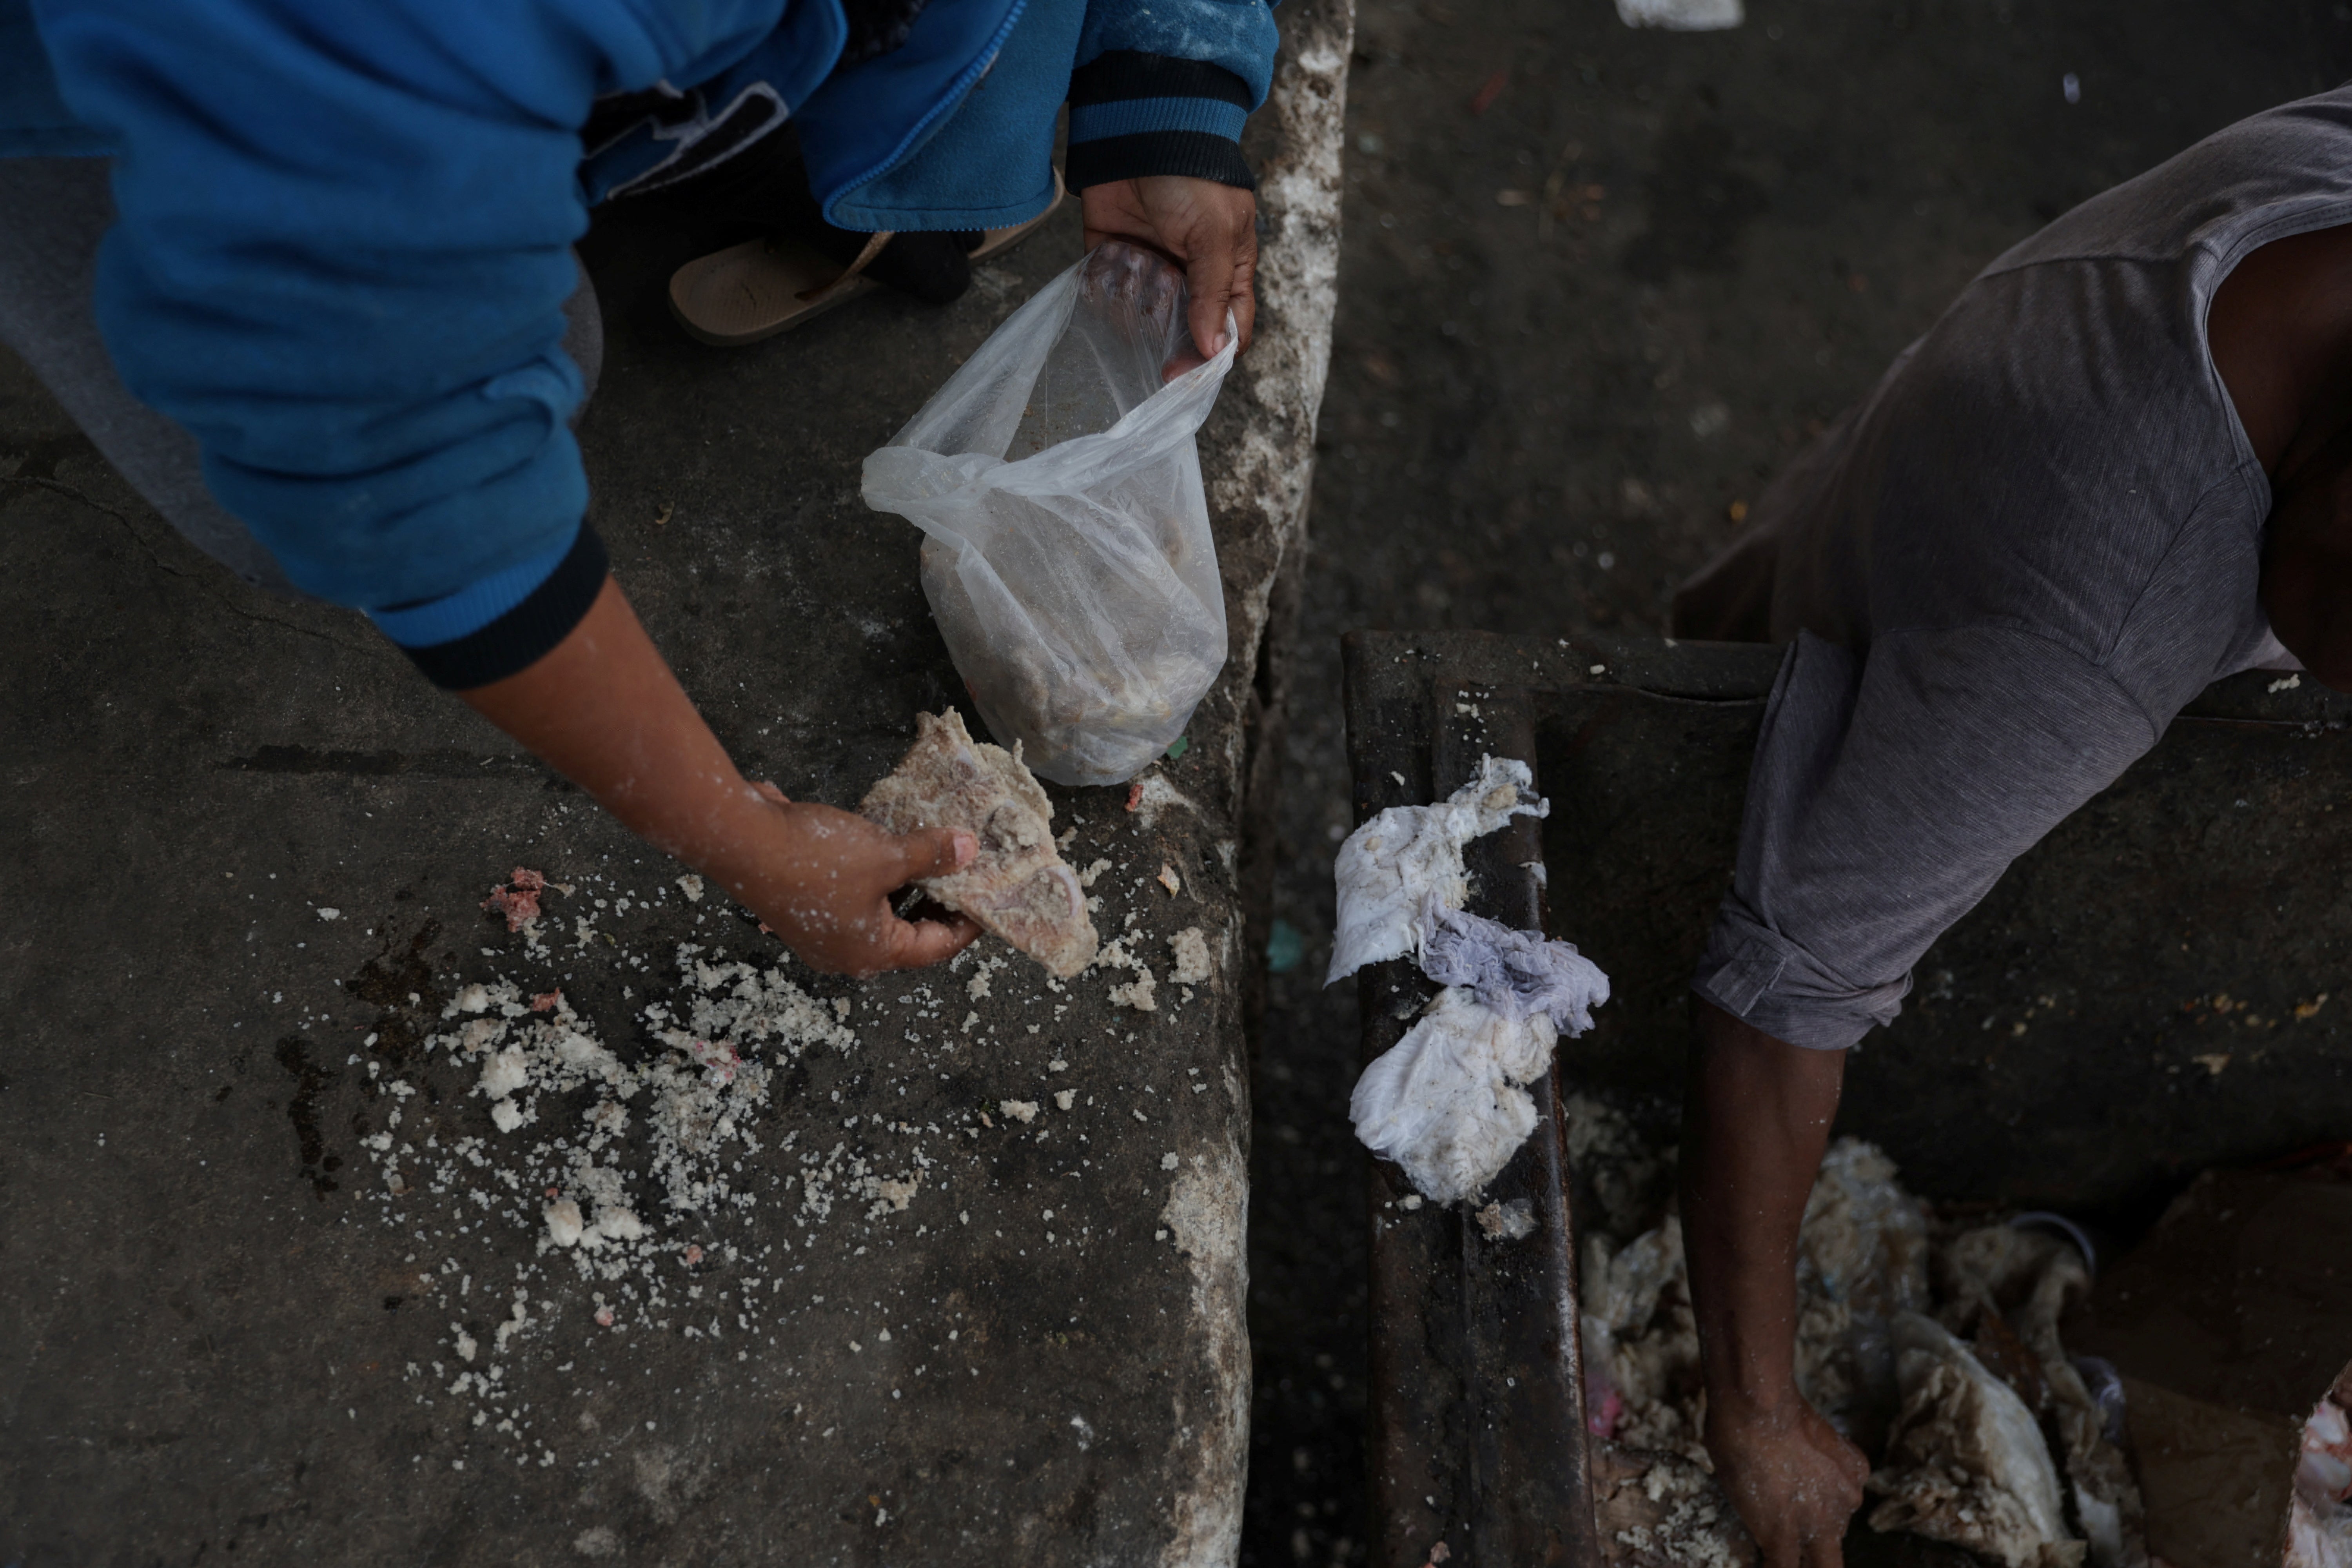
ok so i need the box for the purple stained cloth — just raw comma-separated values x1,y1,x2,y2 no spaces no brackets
1418,899,1609,1034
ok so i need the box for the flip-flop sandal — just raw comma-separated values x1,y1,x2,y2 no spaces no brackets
666,167,1064,345
667,229,892,347
970,165,1066,261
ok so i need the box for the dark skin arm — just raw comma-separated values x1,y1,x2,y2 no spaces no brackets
2214,222,2352,688
1682,1000,1869,1566
461,575,980,977
1689,220,2352,1556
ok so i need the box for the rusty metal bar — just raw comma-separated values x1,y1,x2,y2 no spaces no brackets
1435,682,1601,1568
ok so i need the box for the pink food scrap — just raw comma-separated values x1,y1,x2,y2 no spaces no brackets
1125,778,1146,813
686,1038,740,1083
481,867,547,932
530,990,563,1013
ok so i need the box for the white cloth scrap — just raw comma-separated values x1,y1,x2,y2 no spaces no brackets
1350,988,1557,1205
1326,755,1548,985
1334,755,1612,1204
1419,900,1609,1032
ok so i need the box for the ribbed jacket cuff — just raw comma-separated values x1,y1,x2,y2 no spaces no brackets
1066,51,1256,192
383,523,610,690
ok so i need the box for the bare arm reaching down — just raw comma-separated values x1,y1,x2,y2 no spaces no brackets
459,575,979,976
1681,1000,1870,1568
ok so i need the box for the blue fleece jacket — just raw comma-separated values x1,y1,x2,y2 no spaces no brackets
2,0,1277,684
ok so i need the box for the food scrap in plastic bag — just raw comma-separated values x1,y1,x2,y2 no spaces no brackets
864,241,1235,786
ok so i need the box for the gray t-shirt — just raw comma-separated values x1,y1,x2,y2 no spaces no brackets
1692,85,2352,1051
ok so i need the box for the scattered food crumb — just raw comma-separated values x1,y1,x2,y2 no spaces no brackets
1157,863,1181,896
2192,1052,2231,1076
479,1047,529,1100
544,1200,584,1248
1161,1152,1181,1171
1125,773,1199,829
316,907,342,922
1474,1197,1537,1241
1000,1100,1040,1124
675,874,704,902
1096,935,1159,1011
1169,928,1211,986
1055,1090,1076,1111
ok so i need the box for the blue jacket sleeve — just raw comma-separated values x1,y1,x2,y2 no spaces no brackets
1067,0,1279,191
29,0,774,679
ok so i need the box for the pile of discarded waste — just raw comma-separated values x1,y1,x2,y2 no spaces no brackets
1321,760,2352,1565
1572,1097,2352,1568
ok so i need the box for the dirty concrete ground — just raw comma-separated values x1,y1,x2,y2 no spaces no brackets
1239,4,2352,1563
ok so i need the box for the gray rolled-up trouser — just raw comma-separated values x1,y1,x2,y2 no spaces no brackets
0,155,603,601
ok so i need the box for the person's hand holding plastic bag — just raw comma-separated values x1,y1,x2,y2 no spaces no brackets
862,240,1235,786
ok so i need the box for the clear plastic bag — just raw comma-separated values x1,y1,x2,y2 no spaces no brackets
862,241,1235,786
